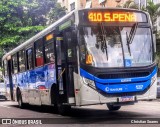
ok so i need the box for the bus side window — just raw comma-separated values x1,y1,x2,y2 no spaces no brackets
44,34,55,64
2,61,4,76
26,48,33,70
3,60,7,76
18,50,25,72
35,39,44,67
66,32,77,62
12,53,18,74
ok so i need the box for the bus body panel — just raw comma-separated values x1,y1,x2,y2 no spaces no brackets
4,76,11,100
77,66,157,106
99,78,157,103
2,8,157,109
77,79,157,105
42,64,56,105
13,64,57,105
78,70,157,106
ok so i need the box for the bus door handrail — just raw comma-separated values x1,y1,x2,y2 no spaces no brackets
58,68,65,81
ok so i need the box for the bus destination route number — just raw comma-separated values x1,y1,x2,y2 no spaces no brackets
88,12,137,22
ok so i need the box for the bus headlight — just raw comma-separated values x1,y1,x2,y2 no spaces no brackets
82,77,96,89
151,74,156,85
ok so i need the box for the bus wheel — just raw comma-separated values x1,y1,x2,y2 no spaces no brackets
17,91,25,109
58,104,71,115
107,104,121,111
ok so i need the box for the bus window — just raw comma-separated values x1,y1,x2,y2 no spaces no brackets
56,37,63,65
66,32,77,62
35,39,44,67
26,48,33,70
3,60,7,76
44,39,55,64
2,61,4,76
12,54,18,74
18,50,25,72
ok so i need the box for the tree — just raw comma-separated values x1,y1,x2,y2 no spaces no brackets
47,3,66,24
120,0,160,25
0,0,65,54
117,0,138,9
0,0,66,68
0,0,41,50
145,0,160,25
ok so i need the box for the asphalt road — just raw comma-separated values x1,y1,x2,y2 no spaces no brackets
0,99,160,127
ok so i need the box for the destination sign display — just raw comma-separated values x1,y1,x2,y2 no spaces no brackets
87,11,147,23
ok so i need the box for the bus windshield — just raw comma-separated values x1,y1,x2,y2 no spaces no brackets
79,25,153,68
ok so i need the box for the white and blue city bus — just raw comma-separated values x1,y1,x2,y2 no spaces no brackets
2,8,157,114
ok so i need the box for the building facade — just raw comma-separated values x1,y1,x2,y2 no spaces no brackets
58,0,81,12
58,0,148,12
58,0,130,12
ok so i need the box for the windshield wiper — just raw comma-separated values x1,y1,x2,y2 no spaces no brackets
126,23,138,56
100,23,108,60
126,32,131,56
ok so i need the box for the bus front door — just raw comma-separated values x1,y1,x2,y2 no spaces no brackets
55,31,77,106
55,36,67,104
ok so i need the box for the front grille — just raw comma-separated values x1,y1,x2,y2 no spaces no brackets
97,71,150,79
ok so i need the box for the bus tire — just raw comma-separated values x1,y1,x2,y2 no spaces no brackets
17,91,25,109
107,104,121,111
58,104,71,115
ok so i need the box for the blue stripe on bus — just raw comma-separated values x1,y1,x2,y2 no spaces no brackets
10,64,56,91
95,68,157,84
95,79,151,93
80,67,157,83
80,67,157,93
80,68,94,80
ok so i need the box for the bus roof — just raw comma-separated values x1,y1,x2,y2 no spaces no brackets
2,8,148,61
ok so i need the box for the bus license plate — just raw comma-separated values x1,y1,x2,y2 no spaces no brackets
119,96,134,102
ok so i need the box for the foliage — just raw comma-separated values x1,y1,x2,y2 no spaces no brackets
0,0,65,55
120,0,160,25
117,0,138,9
145,0,160,25
47,3,66,24
144,1,160,69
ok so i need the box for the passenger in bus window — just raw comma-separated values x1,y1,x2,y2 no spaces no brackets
48,53,55,70
50,53,55,63
20,63,25,71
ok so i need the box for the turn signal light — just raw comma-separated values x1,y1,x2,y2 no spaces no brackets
86,54,93,65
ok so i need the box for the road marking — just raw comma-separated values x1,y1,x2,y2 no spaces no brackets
0,105,11,108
